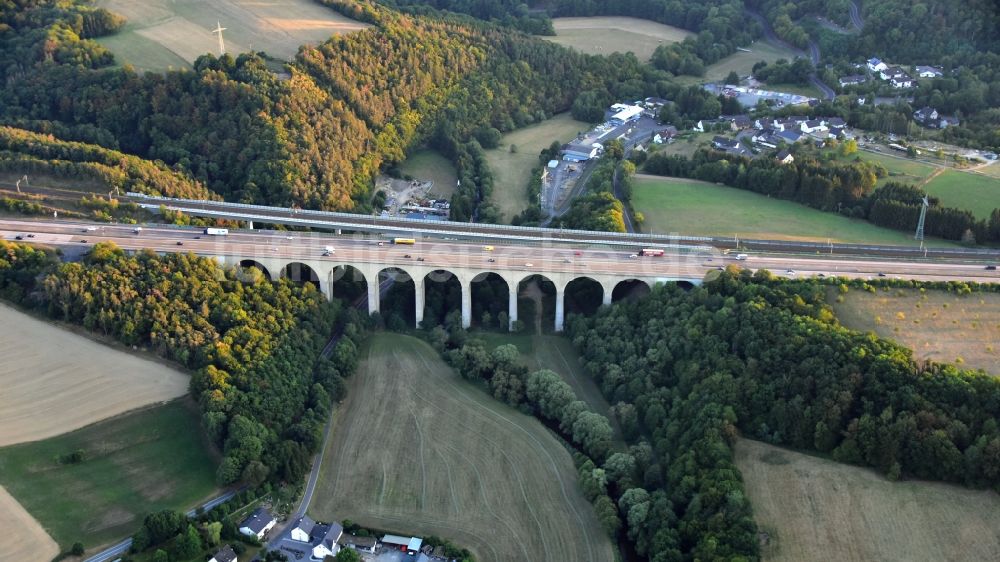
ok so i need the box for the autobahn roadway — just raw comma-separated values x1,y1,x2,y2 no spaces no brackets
3,219,999,284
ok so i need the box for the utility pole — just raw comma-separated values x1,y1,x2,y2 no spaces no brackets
212,22,227,56
914,195,928,241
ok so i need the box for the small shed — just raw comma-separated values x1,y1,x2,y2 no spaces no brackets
407,537,424,555
547,159,559,169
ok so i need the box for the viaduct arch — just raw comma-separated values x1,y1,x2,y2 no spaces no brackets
218,256,701,332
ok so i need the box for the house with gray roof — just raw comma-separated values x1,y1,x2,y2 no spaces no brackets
239,507,276,541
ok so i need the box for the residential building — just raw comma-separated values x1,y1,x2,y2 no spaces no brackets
839,75,867,87
339,534,378,554
282,516,344,561
800,120,827,134
238,508,276,541
916,66,943,78
777,130,803,144
867,57,888,72
776,149,795,164
209,546,238,562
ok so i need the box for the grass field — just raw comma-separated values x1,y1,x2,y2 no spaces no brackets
843,150,938,187
736,439,1000,561
632,176,955,246
0,485,59,562
0,301,190,447
311,335,614,562
546,17,693,61
0,400,219,551
831,287,1000,374
485,113,589,222
702,40,800,83
399,149,458,200
97,0,368,72
922,169,1000,220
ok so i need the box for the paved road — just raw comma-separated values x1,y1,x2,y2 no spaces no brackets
3,219,999,285
82,489,242,562
745,9,835,100
849,1,865,30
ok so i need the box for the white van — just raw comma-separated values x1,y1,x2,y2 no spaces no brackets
735,253,748,261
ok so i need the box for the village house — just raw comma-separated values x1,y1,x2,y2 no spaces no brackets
916,65,943,78
839,75,867,87
867,57,888,73
208,546,237,562
279,516,345,561
238,508,276,541
776,149,795,164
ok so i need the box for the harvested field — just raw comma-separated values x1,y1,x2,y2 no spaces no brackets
485,113,588,222
632,175,956,246
97,0,369,72
311,335,614,562
0,400,218,551
547,17,693,60
0,485,59,562
736,439,1000,562
0,302,189,447
831,287,1000,374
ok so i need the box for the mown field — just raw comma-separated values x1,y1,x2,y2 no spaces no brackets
546,17,693,61
703,40,800,83
311,335,614,562
922,169,1000,220
736,439,1000,562
632,176,955,246
485,113,588,222
0,301,190,447
831,287,1000,374
399,149,458,200
842,149,938,187
97,0,369,72
0,400,219,551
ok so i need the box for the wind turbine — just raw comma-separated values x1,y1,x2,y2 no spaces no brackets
212,21,227,55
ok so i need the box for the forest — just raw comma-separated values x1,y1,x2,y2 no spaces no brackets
565,270,1000,561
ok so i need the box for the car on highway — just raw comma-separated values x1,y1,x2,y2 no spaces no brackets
404,254,412,258
878,272,887,277
14,234,23,240
285,235,294,240
176,241,183,246
377,241,385,246
524,262,533,267
987,265,997,270
83,226,98,232
80,239,88,243
628,254,638,259
416,257,425,261
488,258,496,263
574,251,582,256
483,245,494,251
563,259,572,263
26,234,34,238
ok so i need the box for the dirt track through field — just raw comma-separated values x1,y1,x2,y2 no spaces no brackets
310,335,613,562
0,302,189,446
0,485,59,562
736,439,1000,561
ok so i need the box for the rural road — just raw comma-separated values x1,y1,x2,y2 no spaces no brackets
82,489,242,562
744,9,835,100
849,1,865,31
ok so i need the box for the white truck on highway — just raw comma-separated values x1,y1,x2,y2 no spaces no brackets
204,228,229,236
735,253,748,260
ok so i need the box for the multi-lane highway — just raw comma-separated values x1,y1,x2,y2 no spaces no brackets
2,219,999,284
